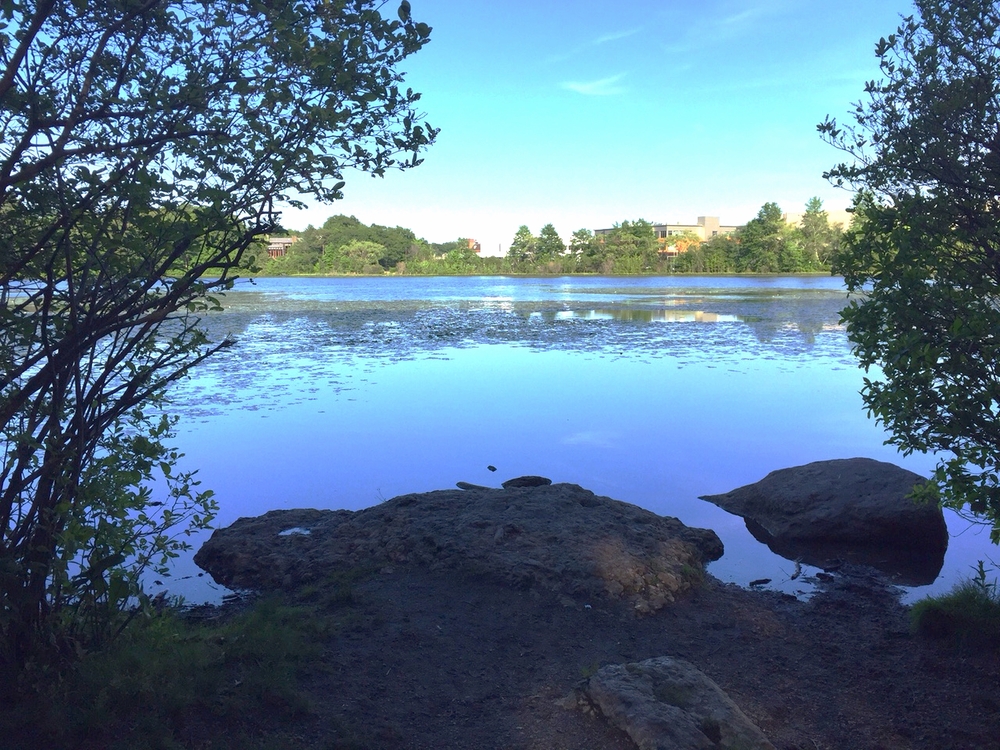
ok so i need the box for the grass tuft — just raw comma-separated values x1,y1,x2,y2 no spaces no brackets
0,579,369,750
911,562,1000,646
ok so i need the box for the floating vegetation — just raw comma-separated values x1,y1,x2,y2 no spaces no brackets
169,279,854,418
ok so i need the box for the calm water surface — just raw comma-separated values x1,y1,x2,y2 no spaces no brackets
162,276,996,603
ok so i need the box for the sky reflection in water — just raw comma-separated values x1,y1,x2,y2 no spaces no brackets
162,276,996,604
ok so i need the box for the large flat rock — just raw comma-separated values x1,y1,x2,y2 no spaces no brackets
194,481,724,613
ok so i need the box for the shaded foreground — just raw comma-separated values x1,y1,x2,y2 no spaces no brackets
5,482,999,749
288,564,1000,749
9,562,998,749
190,481,999,749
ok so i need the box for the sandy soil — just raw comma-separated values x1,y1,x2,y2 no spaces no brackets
279,563,1000,749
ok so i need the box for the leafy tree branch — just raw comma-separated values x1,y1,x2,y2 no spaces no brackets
0,0,436,668
820,0,1000,540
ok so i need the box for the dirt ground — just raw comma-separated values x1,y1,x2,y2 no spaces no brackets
272,563,1000,750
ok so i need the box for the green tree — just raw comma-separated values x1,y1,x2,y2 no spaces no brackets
442,242,480,274
776,229,807,273
737,202,786,272
308,215,416,271
429,238,467,256
602,220,659,273
276,226,326,274
706,235,741,273
310,215,369,269
535,223,566,262
369,224,418,270
568,228,601,271
673,234,737,274
320,239,387,274
508,225,537,264
0,0,434,668
799,197,841,267
569,229,596,255
819,0,1000,540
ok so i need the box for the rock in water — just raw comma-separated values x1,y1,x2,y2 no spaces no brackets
582,656,775,750
501,475,552,488
194,483,723,613
700,458,947,584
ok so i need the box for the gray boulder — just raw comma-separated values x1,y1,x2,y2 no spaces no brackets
582,656,774,750
195,482,724,613
700,458,947,584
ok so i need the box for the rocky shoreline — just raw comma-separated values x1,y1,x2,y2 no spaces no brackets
192,463,998,749
195,479,724,615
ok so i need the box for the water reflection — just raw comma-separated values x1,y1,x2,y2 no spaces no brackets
158,276,994,604
742,519,946,586
197,278,852,368
552,309,741,323
185,287,855,421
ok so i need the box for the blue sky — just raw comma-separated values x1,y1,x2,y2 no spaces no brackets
283,0,910,255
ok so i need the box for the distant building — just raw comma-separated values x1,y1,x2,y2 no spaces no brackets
655,216,740,241
595,216,739,242
266,236,297,258
595,210,852,256
594,216,740,256
466,238,481,253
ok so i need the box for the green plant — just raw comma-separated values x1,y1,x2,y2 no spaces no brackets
971,559,999,597
911,561,1000,644
58,406,217,651
1,0,435,670
0,595,362,749
819,0,1000,541
680,563,706,588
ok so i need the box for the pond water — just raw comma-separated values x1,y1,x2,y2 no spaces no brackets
161,275,996,604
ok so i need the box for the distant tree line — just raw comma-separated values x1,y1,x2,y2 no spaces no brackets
257,199,845,276
672,198,843,274
257,215,419,274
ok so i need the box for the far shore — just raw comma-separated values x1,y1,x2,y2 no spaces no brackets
236,271,842,279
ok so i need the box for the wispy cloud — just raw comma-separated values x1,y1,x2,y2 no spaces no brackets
661,0,799,55
561,73,627,96
595,28,641,45
720,7,760,28
718,0,796,35
545,27,644,64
